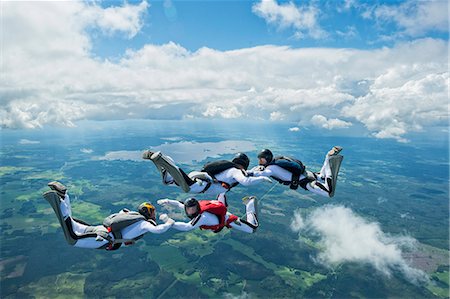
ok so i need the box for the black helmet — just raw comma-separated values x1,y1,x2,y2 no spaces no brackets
184,197,200,219
232,153,250,170
138,202,156,221
257,149,273,165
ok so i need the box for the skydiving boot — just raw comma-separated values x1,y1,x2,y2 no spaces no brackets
48,181,67,198
142,150,154,160
150,151,162,160
143,150,168,183
327,146,343,157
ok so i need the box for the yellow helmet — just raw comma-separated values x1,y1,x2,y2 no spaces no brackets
138,202,156,220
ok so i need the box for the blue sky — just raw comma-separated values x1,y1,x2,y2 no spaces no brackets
91,0,448,59
1,0,449,142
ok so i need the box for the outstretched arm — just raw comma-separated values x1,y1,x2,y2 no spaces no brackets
230,168,272,186
171,221,196,232
250,167,274,177
121,218,174,240
171,213,220,232
172,215,203,232
136,220,173,234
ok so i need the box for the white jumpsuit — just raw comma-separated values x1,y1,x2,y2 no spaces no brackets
161,155,272,195
249,153,333,198
59,193,172,249
158,195,258,234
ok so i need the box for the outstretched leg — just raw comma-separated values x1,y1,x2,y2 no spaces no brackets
229,196,259,233
143,150,176,185
309,146,343,198
44,182,109,249
143,151,228,194
143,151,195,192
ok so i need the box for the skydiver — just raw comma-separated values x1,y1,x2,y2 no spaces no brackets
43,181,174,250
248,146,343,198
157,193,259,233
142,151,272,196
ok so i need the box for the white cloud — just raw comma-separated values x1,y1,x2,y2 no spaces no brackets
288,127,300,132
342,70,449,142
202,105,242,119
336,26,358,39
18,139,40,145
311,115,352,130
290,210,305,231
1,1,448,142
269,111,285,121
291,206,429,284
82,1,149,39
252,0,327,39
371,1,448,37
80,148,94,154
341,0,359,11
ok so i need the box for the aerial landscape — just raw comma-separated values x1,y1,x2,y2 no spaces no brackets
1,0,448,298
1,120,448,297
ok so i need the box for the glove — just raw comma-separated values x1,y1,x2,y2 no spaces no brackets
262,177,273,183
159,213,175,225
159,213,169,222
157,199,170,206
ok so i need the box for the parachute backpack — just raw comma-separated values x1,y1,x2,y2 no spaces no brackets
201,160,241,190
202,160,239,177
101,211,154,250
269,156,306,190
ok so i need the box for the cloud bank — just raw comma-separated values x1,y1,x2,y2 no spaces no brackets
1,1,448,143
291,205,428,284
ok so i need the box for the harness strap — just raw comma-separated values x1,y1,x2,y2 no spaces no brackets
113,238,136,245
271,176,292,186
271,174,313,191
104,226,137,250
200,214,238,233
290,173,300,190
220,181,231,190
217,181,239,190
200,181,212,193
225,215,239,227
298,177,315,190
